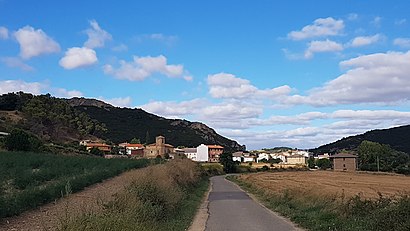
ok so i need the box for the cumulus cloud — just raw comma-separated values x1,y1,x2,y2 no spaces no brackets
284,51,410,106
53,88,83,98
349,34,382,47
393,38,410,48
372,16,382,27
0,26,8,39
14,26,60,59
304,39,343,59
207,73,291,99
0,79,83,98
84,20,112,49
140,98,207,117
0,57,34,71
288,17,344,40
0,80,44,95
103,55,188,81
59,47,98,69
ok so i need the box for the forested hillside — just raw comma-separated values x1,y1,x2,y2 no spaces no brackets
311,125,410,154
0,92,106,143
73,104,245,152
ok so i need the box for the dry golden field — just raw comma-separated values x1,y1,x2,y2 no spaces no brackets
239,171,410,199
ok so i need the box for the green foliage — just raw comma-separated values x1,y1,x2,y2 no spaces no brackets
358,140,410,173
89,147,104,156
0,92,107,143
307,157,315,168
316,158,331,170
311,125,410,156
219,153,238,173
130,138,141,144
4,129,43,152
200,163,224,176
74,106,244,153
0,151,151,218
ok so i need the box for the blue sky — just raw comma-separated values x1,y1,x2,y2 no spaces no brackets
1,0,410,150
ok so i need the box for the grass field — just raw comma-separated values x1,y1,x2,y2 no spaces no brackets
0,151,153,219
231,171,410,231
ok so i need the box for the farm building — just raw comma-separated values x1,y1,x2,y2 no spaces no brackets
331,153,357,171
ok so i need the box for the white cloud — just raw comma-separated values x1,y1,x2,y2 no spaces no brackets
140,98,206,117
349,34,381,47
284,51,410,106
372,16,382,27
0,26,8,39
98,96,132,108
207,73,291,99
393,38,410,48
304,39,343,59
0,79,83,98
53,88,83,98
59,47,98,69
347,13,358,21
84,20,112,49
14,26,60,59
0,80,44,95
395,18,407,25
288,17,344,40
103,55,188,81
0,57,34,71
112,44,128,52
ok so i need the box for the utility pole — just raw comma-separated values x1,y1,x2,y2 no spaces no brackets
377,155,380,172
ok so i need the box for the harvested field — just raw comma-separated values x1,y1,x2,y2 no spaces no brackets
239,170,410,199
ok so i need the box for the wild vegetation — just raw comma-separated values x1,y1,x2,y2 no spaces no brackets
0,151,153,219
58,159,209,231
73,104,244,152
311,124,410,154
230,171,410,231
0,92,106,144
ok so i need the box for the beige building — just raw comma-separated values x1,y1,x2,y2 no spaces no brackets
331,153,357,171
286,154,307,165
144,136,174,158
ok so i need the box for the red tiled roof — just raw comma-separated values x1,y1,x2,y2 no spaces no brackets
207,145,224,149
126,143,144,148
86,143,110,147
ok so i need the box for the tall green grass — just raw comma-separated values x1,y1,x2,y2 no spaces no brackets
0,151,153,218
58,159,209,231
229,175,410,231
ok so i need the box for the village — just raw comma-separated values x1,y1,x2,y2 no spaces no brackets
82,135,358,171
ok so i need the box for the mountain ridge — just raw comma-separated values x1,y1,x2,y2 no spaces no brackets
310,125,410,154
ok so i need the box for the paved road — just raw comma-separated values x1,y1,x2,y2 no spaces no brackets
205,176,301,231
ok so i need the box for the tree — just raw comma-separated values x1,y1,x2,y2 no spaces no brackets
219,153,238,173
89,147,104,156
145,131,150,144
307,157,316,169
316,158,331,170
4,129,43,152
130,138,141,144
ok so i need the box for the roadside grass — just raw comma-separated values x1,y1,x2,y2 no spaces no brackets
0,151,154,219
228,175,410,231
58,159,209,231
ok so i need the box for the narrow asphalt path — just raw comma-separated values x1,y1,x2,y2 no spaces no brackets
205,175,301,231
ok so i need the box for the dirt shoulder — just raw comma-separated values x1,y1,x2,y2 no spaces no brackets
0,168,143,231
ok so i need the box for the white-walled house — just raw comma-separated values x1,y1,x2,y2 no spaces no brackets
232,152,243,162
196,144,209,162
183,148,198,161
257,153,270,162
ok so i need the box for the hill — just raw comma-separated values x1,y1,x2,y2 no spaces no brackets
70,99,245,152
0,93,244,153
311,125,410,154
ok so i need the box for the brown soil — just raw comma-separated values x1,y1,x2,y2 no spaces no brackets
239,171,410,199
0,168,144,231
